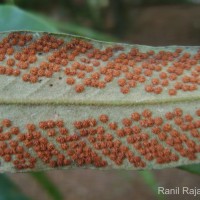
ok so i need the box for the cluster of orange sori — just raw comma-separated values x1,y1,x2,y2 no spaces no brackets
0,33,64,83
0,32,199,95
73,116,146,167
124,108,200,163
56,107,200,166
40,119,107,167
0,32,33,77
0,108,200,171
0,119,37,170
0,118,107,170
18,122,72,169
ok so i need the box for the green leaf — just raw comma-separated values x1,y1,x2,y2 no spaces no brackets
0,5,57,32
139,170,165,200
50,20,117,41
0,5,115,41
178,164,200,175
118,170,165,200
0,31,199,172
0,174,30,200
30,172,63,200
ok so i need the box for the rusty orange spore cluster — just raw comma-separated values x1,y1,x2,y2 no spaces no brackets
0,32,199,95
0,107,199,171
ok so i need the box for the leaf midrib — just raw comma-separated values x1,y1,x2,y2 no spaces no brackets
0,96,199,106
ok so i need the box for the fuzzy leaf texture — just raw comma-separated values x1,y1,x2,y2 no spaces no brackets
0,31,199,172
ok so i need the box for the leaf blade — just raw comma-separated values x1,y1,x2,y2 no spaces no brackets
30,172,63,200
0,174,30,200
0,31,199,172
0,5,57,32
178,164,200,175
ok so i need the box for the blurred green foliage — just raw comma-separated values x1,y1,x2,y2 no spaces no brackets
179,164,200,175
0,5,116,41
0,174,30,200
139,170,165,200
30,172,63,200
2,0,197,38
119,170,165,200
0,5,57,32
140,0,190,5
